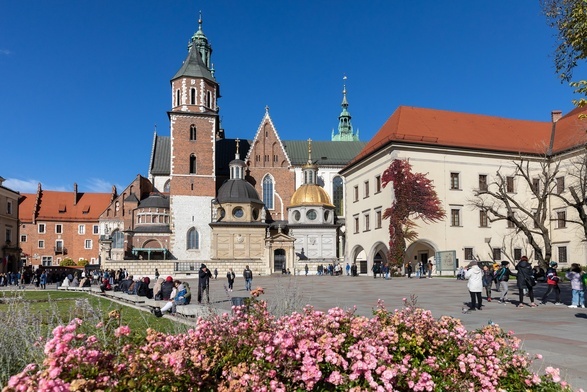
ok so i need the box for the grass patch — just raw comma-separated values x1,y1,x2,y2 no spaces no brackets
0,289,188,387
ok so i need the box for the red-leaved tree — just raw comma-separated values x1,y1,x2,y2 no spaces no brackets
382,159,445,266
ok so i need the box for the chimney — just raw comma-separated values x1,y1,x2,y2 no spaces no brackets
551,110,562,123
73,182,78,206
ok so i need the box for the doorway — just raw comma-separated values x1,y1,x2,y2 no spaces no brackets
274,249,286,272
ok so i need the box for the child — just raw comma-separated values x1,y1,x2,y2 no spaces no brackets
565,263,585,308
495,261,512,304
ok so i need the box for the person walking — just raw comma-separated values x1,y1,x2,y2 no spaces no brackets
406,263,413,278
154,268,160,281
243,265,253,291
465,261,483,311
214,268,218,280
39,270,47,290
198,264,212,304
427,259,434,279
495,261,512,304
541,261,562,305
346,263,350,276
305,264,309,276
226,268,235,291
515,256,538,308
565,263,585,308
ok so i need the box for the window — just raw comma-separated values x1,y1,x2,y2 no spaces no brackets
464,247,474,260
375,175,382,193
78,225,85,235
84,240,92,249
558,246,568,263
506,176,514,193
332,176,344,216
514,248,522,261
492,248,502,260
93,225,99,235
55,240,64,252
41,256,52,266
38,224,46,234
206,91,211,107
353,186,359,202
55,224,62,234
557,210,566,228
38,240,45,249
112,230,124,249
353,215,359,234
450,209,460,227
364,213,370,231
556,177,565,194
5,228,11,243
478,175,487,191
20,235,27,243
6,200,12,214
450,173,460,190
262,175,274,209
176,89,180,106
479,210,488,227
190,88,196,105
190,125,196,140
532,178,540,194
164,180,171,193
364,181,370,198
375,209,382,229
190,154,197,174
187,228,199,249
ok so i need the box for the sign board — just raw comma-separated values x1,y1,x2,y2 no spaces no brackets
435,250,457,272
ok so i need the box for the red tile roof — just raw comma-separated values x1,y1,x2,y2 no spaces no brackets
344,106,587,170
19,190,112,222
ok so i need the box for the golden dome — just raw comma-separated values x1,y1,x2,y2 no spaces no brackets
290,184,334,207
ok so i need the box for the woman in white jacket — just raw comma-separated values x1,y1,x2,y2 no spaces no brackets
465,261,483,311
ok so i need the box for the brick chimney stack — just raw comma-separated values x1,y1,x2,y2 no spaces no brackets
551,110,562,123
73,182,78,206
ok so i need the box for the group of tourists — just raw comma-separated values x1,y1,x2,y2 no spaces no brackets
464,256,587,311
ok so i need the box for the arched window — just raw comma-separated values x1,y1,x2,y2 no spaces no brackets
187,228,199,249
206,91,211,108
190,88,196,105
190,124,196,140
333,176,344,216
163,180,170,193
190,154,197,174
112,230,124,249
263,175,274,210
176,89,180,106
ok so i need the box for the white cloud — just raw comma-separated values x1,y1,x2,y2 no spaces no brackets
84,178,119,193
3,178,67,193
0,49,12,56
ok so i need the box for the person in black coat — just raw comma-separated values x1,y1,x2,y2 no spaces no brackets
198,264,213,304
515,256,537,308
160,276,175,300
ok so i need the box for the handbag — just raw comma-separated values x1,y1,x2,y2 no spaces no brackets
526,276,537,287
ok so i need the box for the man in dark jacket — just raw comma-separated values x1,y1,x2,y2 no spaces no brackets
160,276,175,300
515,256,537,308
198,264,213,304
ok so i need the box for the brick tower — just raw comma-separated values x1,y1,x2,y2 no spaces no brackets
168,13,220,261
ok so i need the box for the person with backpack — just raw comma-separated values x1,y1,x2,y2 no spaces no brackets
541,261,562,305
515,256,538,308
565,263,585,308
495,261,512,304
481,265,494,302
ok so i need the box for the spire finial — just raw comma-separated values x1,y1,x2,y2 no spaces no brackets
235,138,240,155
265,105,270,113
198,10,203,30
307,138,312,164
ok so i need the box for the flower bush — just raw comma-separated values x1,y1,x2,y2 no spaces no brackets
3,293,580,392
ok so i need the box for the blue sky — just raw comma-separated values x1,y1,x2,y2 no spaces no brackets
1,1,581,194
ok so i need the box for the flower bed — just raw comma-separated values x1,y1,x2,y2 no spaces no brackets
3,294,578,392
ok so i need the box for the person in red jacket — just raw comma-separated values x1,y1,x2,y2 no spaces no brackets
541,261,562,305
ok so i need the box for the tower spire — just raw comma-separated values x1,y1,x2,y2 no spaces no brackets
332,75,359,141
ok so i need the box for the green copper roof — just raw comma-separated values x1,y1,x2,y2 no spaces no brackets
283,140,366,166
172,13,215,82
331,82,360,141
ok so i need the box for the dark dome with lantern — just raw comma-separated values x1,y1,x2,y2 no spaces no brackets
217,179,262,204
